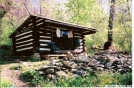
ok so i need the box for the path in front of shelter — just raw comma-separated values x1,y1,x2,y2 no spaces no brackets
0,63,30,87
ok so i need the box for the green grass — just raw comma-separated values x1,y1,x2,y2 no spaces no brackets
20,70,132,87
0,77,14,87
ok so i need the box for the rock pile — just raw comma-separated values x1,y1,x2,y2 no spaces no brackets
36,53,132,80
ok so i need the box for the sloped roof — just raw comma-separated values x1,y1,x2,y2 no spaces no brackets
9,15,97,38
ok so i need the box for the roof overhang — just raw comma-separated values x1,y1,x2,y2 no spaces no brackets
9,15,97,38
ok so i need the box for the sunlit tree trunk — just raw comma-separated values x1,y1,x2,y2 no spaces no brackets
108,0,115,40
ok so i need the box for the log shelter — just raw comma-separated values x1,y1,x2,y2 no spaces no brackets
9,15,97,56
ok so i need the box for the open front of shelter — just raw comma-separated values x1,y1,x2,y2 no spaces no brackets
9,15,97,57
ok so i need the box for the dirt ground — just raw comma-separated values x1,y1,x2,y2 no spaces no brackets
0,63,30,87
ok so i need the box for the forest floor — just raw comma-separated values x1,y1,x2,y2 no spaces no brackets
1,62,31,87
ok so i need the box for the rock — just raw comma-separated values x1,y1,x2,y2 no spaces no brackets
71,69,77,73
71,63,78,69
96,64,104,68
39,71,45,75
72,74,81,78
47,74,52,79
117,65,123,68
52,60,60,63
66,53,74,59
55,71,68,77
82,73,88,77
45,68,54,74
96,67,104,71
128,66,132,69
61,67,66,70
81,67,92,71
76,70,86,76
36,66,60,71
88,62,94,67
51,75,57,80
63,61,72,69
105,61,113,68
55,63,63,67
64,69,69,74
118,69,125,74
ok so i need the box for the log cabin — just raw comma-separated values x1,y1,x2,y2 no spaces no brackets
9,15,97,57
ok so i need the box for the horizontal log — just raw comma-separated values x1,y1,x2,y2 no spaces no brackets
40,44,48,46
15,36,33,43
74,33,82,36
74,35,82,38
36,22,44,26
15,32,33,39
28,23,33,26
15,30,33,38
16,34,33,41
16,44,33,49
36,18,44,23
39,39,51,42
36,19,44,24
16,47,33,52
38,31,51,34
39,48,50,51
39,32,51,36
15,39,33,46
40,36,51,38
15,49,34,56
16,42,33,48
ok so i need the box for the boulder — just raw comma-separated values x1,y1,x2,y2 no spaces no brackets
45,68,55,74
47,74,52,79
81,67,92,71
36,66,60,71
63,61,72,69
96,64,104,68
76,70,86,76
71,69,78,73
55,71,68,77
88,62,94,67
51,75,57,80
71,63,78,69
96,67,104,71
105,61,114,68
39,71,45,75
61,67,66,70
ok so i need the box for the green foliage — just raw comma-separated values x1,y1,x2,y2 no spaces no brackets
114,72,132,85
0,45,12,62
10,65,23,70
41,71,132,87
0,77,14,87
20,69,44,86
19,69,132,87
25,55,40,62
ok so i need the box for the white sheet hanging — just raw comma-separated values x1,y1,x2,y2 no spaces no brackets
56,28,60,38
68,31,73,38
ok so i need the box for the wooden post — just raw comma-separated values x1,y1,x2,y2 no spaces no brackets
82,31,85,52
32,16,39,53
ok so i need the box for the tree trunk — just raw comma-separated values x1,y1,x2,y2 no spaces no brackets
108,0,115,40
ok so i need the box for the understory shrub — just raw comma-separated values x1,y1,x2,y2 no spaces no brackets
41,71,132,87
20,69,44,86
20,70,132,87
114,72,132,85
10,65,23,70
